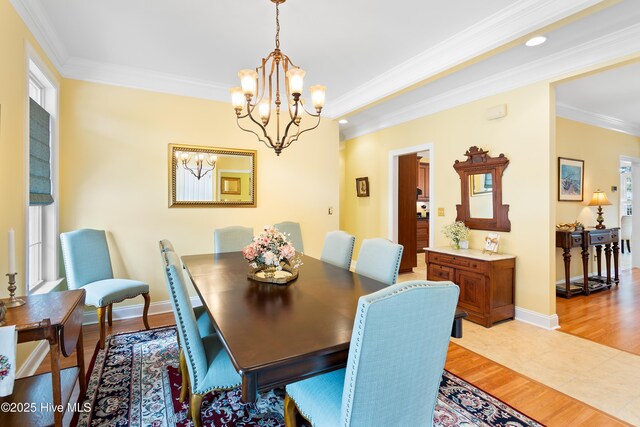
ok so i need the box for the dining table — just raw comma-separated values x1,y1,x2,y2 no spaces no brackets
182,252,467,403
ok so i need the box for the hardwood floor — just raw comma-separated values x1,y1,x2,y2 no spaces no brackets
33,312,626,426
556,268,640,356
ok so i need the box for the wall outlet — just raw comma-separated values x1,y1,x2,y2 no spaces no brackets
328,207,333,215
438,208,445,216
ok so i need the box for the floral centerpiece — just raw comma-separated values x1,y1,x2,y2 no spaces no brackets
243,225,302,283
442,221,470,250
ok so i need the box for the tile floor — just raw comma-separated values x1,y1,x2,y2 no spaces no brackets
400,252,640,425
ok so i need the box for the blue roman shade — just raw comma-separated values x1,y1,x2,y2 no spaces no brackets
29,98,53,205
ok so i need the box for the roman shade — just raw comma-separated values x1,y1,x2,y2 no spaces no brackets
29,98,53,205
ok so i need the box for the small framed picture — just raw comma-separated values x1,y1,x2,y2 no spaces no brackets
483,232,500,254
558,157,584,201
356,177,369,197
221,177,241,195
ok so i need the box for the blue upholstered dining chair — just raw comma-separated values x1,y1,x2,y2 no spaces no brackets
162,250,241,427
159,239,216,405
275,221,304,253
320,230,356,270
284,280,460,427
213,226,254,253
60,229,150,349
354,238,403,285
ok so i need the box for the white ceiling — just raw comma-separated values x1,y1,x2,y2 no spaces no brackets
10,0,640,139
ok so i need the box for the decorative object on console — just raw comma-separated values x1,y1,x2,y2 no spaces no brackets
558,157,584,201
442,221,470,250
454,146,510,232
555,221,584,232
0,301,5,326
356,177,370,197
229,0,326,156
483,233,500,254
243,225,302,285
588,190,612,230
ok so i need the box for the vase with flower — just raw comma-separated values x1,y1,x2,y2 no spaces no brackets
243,225,302,284
442,221,470,250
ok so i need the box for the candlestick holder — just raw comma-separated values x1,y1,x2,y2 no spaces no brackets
4,273,25,308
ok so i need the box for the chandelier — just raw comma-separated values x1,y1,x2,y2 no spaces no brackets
229,0,326,156
175,151,217,180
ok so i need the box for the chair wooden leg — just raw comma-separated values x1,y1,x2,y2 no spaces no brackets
622,240,625,254
627,240,631,253
97,307,106,349
142,293,151,330
284,394,299,427
179,349,189,403
186,387,192,420
107,303,113,327
191,393,204,427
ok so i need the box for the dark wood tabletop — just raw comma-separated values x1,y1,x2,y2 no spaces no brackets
182,252,466,403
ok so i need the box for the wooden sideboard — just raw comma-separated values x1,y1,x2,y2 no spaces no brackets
426,247,515,327
417,218,429,253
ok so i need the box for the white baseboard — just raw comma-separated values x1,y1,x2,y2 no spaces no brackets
515,306,560,330
16,340,49,378
82,296,202,325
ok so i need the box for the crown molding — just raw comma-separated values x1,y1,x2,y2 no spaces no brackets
64,58,231,101
557,103,640,137
9,0,67,72
325,0,604,118
341,23,640,141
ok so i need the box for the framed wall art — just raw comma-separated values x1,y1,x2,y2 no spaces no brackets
356,177,369,197
558,157,584,202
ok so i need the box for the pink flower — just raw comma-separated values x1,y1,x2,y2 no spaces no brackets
281,244,296,260
242,243,257,261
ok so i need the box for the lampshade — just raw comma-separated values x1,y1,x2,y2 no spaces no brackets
588,190,612,206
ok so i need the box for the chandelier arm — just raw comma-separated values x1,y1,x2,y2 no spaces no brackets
236,118,275,150
285,116,322,147
241,112,276,149
300,103,321,117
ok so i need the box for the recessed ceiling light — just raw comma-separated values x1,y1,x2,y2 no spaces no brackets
525,36,547,47
338,119,349,124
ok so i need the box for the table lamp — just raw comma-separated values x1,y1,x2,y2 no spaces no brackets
588,189,612,229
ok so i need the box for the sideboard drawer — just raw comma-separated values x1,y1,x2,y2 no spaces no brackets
428,264,454,282
588,231,613,245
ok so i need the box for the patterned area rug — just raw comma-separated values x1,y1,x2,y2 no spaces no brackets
77,327,543,427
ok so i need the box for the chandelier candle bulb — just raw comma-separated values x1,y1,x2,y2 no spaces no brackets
239,69,258,97
310,85,326,111
286,68,306,95
230,87,244,112
259,101,271,123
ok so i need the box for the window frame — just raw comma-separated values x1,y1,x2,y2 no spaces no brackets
26,46,61,294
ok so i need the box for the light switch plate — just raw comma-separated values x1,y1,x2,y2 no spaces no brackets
438,208,444,216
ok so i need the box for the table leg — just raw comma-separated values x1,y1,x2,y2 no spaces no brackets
604,243,612,288
49,338,63,427
581,247,590,295
595,245,602,277
451,318,463,338
76,327,86,396
562,248,572,298
241,372,257,403
613,240,620,285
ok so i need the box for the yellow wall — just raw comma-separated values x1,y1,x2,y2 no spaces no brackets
341,83,557,315
59,79,339,304
0,0,62,371
555,118,640,280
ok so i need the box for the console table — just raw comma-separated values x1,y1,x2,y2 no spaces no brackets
556,227,619,298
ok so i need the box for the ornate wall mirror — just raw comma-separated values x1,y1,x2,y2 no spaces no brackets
169,144,256,207
454,146,510,231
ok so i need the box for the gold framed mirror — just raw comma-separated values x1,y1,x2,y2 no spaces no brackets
169,144,257,208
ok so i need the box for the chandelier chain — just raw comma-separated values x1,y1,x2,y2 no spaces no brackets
275,2,280,49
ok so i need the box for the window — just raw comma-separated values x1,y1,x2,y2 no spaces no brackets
620,164,632,217
27,56,59,293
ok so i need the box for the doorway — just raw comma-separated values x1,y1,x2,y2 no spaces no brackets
388,143,433,273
